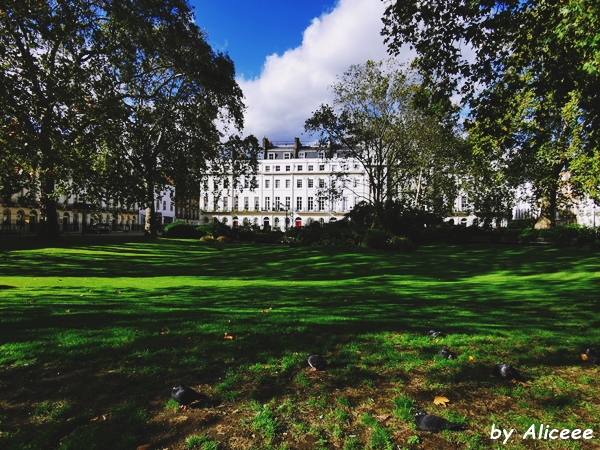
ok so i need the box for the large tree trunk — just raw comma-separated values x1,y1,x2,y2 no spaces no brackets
39,173,61,239
535,163,563,229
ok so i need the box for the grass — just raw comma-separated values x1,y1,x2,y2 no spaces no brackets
0,235,599,449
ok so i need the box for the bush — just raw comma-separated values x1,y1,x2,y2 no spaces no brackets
163,221,200,239
387,235,415,252
363,228,392,249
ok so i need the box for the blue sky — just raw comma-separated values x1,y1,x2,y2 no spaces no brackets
190,1,338,79
187,0,410,141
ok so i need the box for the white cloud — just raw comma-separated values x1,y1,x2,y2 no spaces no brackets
237,0,413,142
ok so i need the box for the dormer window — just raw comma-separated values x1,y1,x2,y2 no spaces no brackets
284,153,291,159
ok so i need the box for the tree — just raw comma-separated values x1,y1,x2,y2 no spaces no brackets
382,0,600,227
305,60,463,227
1,0,110,238
1,0,248,238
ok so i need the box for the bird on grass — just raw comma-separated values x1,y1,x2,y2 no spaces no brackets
307,353,327,371
438,348,455,359
582,347,599,364
493,362,526,382
428,330,445,338
171,385,205,412
414,409,464,433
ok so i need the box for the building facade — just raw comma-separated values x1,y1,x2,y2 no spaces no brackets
199,137,368,229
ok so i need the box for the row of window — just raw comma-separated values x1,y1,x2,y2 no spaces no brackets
265,151,325,160
262,178,362,189
203,196,355,212
263,163,359,172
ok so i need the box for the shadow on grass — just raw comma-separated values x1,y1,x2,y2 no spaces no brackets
1,239,599,449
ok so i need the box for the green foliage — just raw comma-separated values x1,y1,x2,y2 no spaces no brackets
305,60,463,214
162,221,200,239
362,228,393,250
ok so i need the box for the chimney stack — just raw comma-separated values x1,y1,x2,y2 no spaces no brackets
293,137,301,158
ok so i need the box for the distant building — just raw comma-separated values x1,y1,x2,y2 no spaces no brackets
199,137,367,229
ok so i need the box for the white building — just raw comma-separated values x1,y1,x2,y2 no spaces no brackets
200,137,368,229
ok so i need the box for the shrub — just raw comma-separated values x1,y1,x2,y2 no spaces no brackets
362,228,392,249
387,235,415,252
163,221,200,239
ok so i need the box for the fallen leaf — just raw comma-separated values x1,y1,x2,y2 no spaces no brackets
224,333,234,340
136,446,151,450
65,309,71,313
581,353,589,361
90,417,99,422
468,355,475,361
433,396,450,407
376,414,392,422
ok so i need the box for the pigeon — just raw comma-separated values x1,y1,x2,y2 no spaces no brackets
583,347,599,363
171,385,205,411
414,409,464,433
438,348,455,359
307,353,327,371
428,330,445,338
493,362,526,382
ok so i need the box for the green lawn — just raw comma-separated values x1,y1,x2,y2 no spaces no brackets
0,236,599,449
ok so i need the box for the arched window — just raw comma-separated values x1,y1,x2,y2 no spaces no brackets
2,209,10,225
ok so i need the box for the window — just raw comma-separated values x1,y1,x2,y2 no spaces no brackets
285,165,291,172
318,197,325,211
342,197,348,210
275,165,281,172
156,200,160,209
298,152,305,158
213,181,219,189
234,196,239,210
308,165,314,171
204,196,209,209
265,179,270,188
244,178,249,189
275,197,281,210
297,165,303,171
297,179,302,188
331,165,337,171
163,201,166,210
223,197,228,210
308,179,314,188
354,163,360,170
296,197,302,210
275,180,280,188
285,179,290,188
353,178,358,188
284,153,291,159
285,197,291,209
265,166,271,172
170,203,174,211
319,164,325,171
268,153,274,159
244,197,249,210
318,152,324,159
254,197,259,210
265,197,270,210
308,197,314,211
319,179,325,188
224,178,230,188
